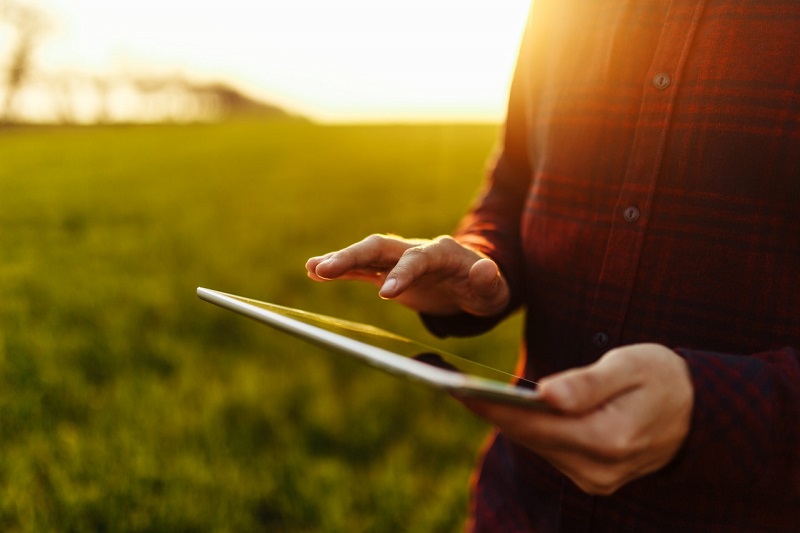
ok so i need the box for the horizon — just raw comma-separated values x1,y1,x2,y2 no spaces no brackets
18,0,531,123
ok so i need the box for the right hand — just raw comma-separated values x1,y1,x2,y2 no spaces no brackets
305,234,510,317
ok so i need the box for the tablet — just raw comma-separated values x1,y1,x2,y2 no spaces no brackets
197,287,547,409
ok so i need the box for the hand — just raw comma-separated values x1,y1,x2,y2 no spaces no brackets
460,344,694,495
306,234,510,316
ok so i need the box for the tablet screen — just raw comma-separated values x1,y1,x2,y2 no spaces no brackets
229,295,536,388
198,287,544,407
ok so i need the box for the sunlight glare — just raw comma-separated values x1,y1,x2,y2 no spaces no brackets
36,0,532,122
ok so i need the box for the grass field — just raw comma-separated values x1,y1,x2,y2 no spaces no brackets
0,119,524,532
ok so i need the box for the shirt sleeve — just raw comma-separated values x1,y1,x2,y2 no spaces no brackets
662,346,800,497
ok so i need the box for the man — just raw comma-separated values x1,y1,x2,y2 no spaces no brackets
306,1,800,530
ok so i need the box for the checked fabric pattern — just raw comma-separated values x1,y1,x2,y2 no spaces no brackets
425,1,800,530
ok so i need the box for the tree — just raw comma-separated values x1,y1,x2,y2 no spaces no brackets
0,0,49,123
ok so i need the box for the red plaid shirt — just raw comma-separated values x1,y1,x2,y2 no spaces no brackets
425,1,800,531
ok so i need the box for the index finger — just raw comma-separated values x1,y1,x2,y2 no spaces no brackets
459,396,581,450
311,234,416,280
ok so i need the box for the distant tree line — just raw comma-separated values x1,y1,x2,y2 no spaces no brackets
0,0,291,124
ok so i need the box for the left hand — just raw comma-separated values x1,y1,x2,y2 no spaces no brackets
459,343,694,495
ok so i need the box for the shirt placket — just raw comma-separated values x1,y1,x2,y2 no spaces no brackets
583,0,707,359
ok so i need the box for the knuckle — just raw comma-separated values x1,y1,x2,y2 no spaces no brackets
434,235,457,247
574,467,626,496
606,344,643,366
391,246,430,277
362,233,386,246
600,442,630,464
584,475,622,496
580,417,637,463
435,235,465,256
563,373,599,407
597,431,638,463
577,370,602,391
401,245,430,262
353,234,396,265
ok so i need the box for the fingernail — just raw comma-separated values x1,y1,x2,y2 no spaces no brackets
379,278,397,298
314,258,336,280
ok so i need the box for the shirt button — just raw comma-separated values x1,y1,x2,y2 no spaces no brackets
653,72,671,90
623,206,640,223
592,332,609,349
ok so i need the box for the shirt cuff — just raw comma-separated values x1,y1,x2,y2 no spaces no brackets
420,309,511,338
419,241,524,338
660,348,777,491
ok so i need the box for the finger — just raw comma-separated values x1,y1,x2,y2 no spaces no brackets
307,267,388,286
378,237,458,298
305,252,333,272
460,396,632,464
313,235,413,280
459,397,582,450
466,406,648,496
306,253,337,281
308,257,387,283
538,349,645,414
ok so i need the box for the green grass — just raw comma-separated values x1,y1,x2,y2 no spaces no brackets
0,119,523,532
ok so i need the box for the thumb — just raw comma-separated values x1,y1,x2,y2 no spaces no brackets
466,258,509,315
537,350,641,414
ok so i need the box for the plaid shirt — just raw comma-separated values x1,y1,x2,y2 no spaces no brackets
425,1,800,531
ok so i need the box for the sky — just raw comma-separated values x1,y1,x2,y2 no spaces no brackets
30,0,531,122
